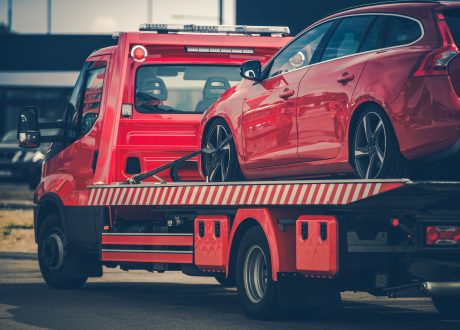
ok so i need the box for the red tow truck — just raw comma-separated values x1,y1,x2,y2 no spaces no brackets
17,24,460,320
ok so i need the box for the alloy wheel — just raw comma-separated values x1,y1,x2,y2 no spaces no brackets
204,124,231,182
243,245,268,303
354,112,387,179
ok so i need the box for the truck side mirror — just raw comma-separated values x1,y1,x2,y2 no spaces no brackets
240,60,262,82
17,106,41,148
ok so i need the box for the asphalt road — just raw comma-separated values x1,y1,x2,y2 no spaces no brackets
1,254,459,330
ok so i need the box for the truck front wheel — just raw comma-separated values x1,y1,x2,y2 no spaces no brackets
236,226,278,319
38,213,87,289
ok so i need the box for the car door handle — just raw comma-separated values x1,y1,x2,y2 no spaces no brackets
279,89,295,99
337,73,354,84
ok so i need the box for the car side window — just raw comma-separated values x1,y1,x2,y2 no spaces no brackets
267,21,334,78
321,16,375,62
80,62,106,137
359,16,386,52
385,16,421,47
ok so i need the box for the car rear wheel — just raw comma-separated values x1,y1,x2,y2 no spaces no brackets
203,119,242,182
38,213,87,289
351,106,412,179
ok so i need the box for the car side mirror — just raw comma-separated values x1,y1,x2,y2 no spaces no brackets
17,106,41,148
240,60,262,82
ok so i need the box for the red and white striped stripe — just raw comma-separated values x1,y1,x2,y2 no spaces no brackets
87,181,404,207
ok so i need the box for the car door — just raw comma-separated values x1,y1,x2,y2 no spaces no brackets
241,21,334,169
296,15,383,162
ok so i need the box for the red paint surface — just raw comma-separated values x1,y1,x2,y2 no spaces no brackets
101,251,193,264
296,215,338,277
194,215,229,270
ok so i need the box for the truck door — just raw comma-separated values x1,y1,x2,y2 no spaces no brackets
42,56,109,245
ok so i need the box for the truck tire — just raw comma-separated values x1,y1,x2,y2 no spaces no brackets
432,296,459,318
214,274,235,287
236,226,279,319
38,213,88,289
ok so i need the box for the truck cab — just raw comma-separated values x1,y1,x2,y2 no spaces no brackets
16,24,290,284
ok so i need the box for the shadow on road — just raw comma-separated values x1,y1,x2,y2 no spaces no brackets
1,280,459,330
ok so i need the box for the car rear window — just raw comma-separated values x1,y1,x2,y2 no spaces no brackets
385,16,421,47
359,16,386,52
135,65,241,114
322,15,375,61
444,9,460,47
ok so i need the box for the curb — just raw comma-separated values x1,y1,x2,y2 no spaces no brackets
0,201,34,210
0,252,37,260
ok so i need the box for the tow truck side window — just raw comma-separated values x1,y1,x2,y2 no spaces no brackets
135,65,241,114
65,61,106,144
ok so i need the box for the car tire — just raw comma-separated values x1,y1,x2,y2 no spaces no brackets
350,106,412,179
214,274,236,287
236,226,279,319
38,213,88,289
202,119,243,182
432,296,460,318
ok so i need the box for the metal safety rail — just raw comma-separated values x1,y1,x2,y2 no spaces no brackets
88,180,460,210
101,233,193,264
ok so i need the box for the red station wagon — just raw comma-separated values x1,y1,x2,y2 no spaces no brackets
200,1,460,181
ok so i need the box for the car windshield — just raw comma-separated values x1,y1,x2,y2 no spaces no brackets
135,65,242,114
1,130,17,143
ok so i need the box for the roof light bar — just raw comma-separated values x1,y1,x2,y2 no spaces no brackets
139,24,290,36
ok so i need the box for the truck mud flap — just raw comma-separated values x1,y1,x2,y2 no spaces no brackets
277,273,340,308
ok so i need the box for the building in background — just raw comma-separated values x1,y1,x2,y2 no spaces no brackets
236,0,384,35
0,34,115,137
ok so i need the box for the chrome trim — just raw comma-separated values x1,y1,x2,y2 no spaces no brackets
102,249,193,254
262,12,425,81
102,233,193,236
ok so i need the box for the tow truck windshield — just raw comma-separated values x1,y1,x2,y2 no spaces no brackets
135,65,241,114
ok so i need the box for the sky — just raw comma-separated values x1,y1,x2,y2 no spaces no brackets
0,0,236,34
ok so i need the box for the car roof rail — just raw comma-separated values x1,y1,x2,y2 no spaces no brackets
138,23,290,37
329,0,439,16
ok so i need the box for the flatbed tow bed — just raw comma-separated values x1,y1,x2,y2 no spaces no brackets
86,179,460,319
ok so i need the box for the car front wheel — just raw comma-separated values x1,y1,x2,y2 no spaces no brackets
203,119,242,182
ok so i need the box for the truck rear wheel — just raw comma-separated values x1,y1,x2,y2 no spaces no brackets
432,296,460,318
38,213,87,289
236,226,279,319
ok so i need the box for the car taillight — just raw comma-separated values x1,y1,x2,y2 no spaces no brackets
426,225,460,246
413,12,459,77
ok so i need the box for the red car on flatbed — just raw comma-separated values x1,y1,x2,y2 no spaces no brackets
201,1,460,182
16,19,460,320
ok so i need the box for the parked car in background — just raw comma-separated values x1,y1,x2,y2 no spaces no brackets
200,1,460,181
0,130,45,189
